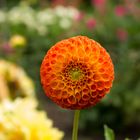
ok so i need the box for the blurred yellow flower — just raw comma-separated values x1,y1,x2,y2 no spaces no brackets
0,59,35,100
9,35,26,48
0,98,64,140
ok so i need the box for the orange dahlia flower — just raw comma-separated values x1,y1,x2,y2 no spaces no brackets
40,36,114,109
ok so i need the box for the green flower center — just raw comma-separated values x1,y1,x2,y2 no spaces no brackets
70,69,83,80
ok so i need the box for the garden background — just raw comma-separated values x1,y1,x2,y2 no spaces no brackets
0,0,140,140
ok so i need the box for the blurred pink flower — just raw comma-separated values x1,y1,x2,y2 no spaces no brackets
116,28,128,41
52,0,65,6
2,43,13,54
115,5,126,17
74,12,84,21
124,0,140,19
92,0,106,6
91,0,106,14
86,18,96,30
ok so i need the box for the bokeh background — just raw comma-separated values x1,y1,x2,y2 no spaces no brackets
0,0,140,140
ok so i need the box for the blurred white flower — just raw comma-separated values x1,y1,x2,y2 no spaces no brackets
59,18,72,29
66,7,79,19
54,6,79,19
8,5,36,30
2,5,80,35
37,9,55,25
54,6,68,18
36,25,48,35
0,11,6,23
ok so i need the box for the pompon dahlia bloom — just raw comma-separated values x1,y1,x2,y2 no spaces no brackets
40,36,114,109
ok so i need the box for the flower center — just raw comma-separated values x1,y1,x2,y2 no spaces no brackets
70,69,83,80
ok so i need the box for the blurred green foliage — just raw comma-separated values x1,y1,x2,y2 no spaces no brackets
104,125,139,140
0,0,140,134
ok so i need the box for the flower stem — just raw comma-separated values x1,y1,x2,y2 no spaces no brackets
72,110,80,140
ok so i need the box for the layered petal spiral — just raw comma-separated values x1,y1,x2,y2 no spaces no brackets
40,36,114,109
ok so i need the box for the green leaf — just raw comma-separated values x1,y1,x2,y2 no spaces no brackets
104,125,115,140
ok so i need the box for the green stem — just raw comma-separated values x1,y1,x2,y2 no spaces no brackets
72,110,80,140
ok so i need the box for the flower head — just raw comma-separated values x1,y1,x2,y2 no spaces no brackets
40,36,114,109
